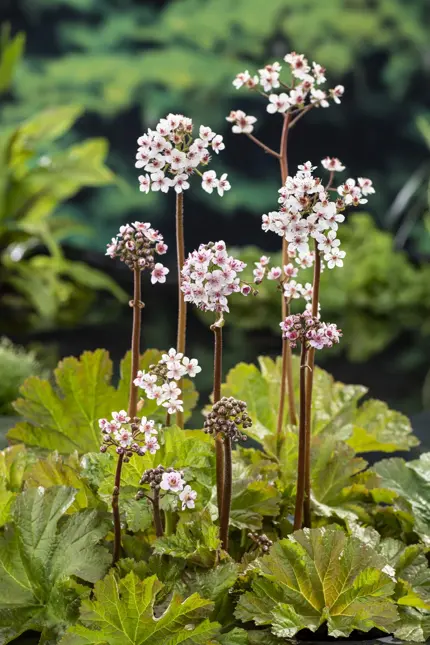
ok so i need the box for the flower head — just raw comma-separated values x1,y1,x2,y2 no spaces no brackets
135,114,230,196
179,485,198,510
181,241,249,314
160,470,185,492
106,221,168,274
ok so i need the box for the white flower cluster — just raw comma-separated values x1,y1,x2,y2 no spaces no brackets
181,240,251,314
227,52,345,134
99,411,160,456
133,348,201,415
262,160,375,271
136,113,231,196
159,471,197,510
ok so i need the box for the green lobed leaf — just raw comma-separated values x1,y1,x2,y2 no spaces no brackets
0,486,110,643
59,570,219,645
235,525,398,638
9,348,198,454
153,511,221,568
373,456,430,544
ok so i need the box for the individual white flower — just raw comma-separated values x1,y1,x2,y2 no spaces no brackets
217,173,231,197
138,174,151,193
112,410,130,423
201,170,218,194
142,435,160,454
151,263,169,284
267,93,290,114
151,171,171,193
140,417,156,435
310,88,329,108
230,110,257,134
331,85,344,104
317,230,340,254
267,266,282,280
179,485,197,510
161,348,183,363
321,157,345,172
233,70,251,89
113,428,133,448
181,357,202,377
324,247,346,269
160,470,185,492
358,177,375,195
162,381,182,400
312,61,326,84
211,134,225,154
164,398,184,414
172,173,190,193
284,280,303,299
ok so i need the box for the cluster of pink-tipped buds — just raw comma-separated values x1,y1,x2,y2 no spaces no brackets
280,311,342,350
106,221,169,282
99,412,160,461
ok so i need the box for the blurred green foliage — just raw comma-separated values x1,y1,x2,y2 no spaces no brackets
2,0,429,245
0,337,44,415
225,214,430,361
0,27,127,331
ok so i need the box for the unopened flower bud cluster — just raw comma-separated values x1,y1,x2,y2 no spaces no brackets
204,396,252,443
181,241,254,314
106,221,169,283
134,348,201,415
136,113,231,197
99,411,160,459
280,312,342,350
138,466,197,510
248,532,273,552
227,52,345,135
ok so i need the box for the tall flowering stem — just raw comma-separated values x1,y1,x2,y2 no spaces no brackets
112,267,142,563
212,318,224,519
181,240,253,550
136,114,231,428
104,221,169,562
303,245,321,528
176,191,186,428
205,396,252,551
294,339,308,530
229,53,345,435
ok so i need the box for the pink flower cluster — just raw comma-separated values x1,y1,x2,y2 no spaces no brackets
99,411,160,457
106,221,169,281
181,241,251,314
262,161,375,270
280,312,342,350
134,348,201,415
136,113,231,197
227,52,345,134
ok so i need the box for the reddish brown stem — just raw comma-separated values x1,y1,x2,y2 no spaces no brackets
277,113,297,436
294,341,308,531
112,267,142,564
303,242,321,528
289,105,313,128
176,191,186,429
245,132,280,158
220,436,232,551
153,488,163,538
212,323,224,522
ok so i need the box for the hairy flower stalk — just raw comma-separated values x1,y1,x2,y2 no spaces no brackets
204,396,252,551
103,221,169,562
135,114,231,428
281,312,342,529
181,241,253,540
176,191,186,428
